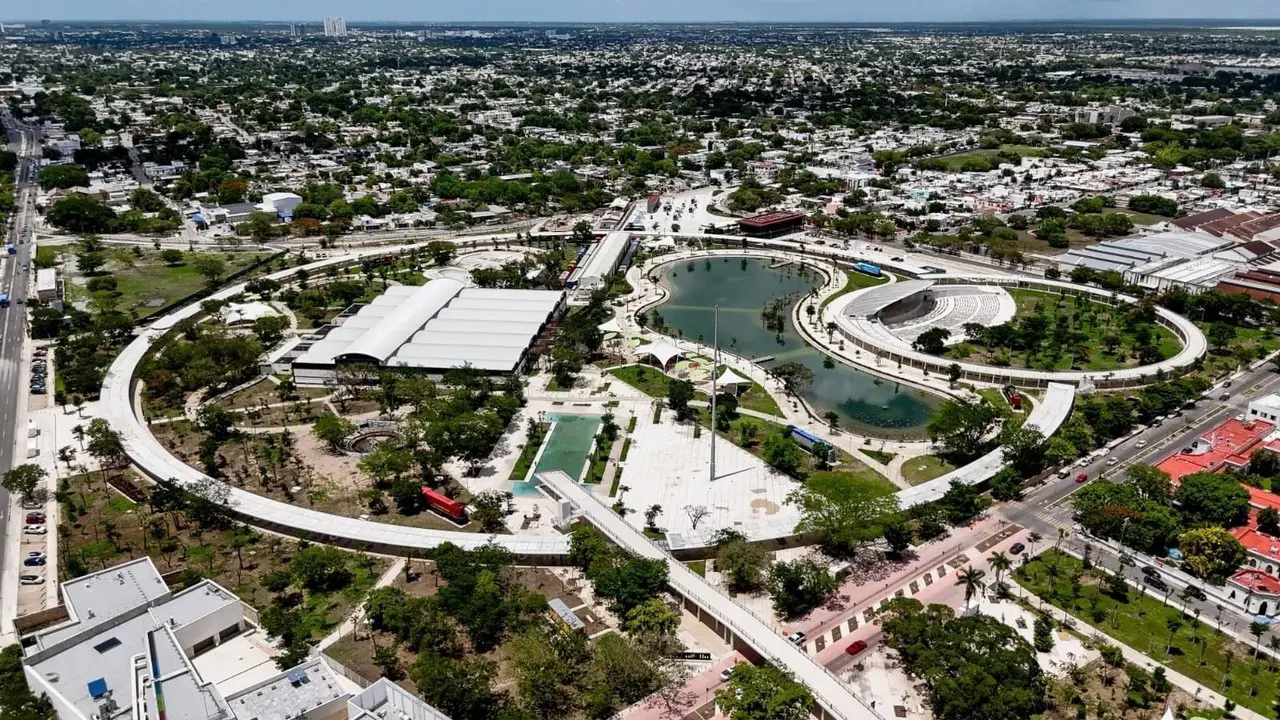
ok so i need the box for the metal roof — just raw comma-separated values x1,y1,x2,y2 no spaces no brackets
841,279,935,318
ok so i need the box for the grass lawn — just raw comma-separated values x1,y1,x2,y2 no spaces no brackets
1194,325,1280,382
859,449,896,465
944,288,1182,372
97,251,266,319
509,423,550,481
930,145,1049,172
697,409,894,491
1117,209,1169,227
609,364,709,401
901,455,955,485
736,381,783,417
1017,550,1280,717
820,270,891,311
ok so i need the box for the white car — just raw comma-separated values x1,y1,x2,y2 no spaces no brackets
1135,440,1148,449
786,631,806,645
23,525,46,535
1106,457,1120,466
19,574,43,585
719,667,734,682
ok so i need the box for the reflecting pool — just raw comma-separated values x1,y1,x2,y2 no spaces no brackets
653,256,939,438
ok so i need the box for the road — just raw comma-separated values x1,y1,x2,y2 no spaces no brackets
0,109,38,637
1001,358,1280,633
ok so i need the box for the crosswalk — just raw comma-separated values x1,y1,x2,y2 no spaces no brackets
1004,501,1073,533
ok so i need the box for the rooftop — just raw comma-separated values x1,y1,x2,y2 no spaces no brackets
738,211,806,229
1155,416,1275,482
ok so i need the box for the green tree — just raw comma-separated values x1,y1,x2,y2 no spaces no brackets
1,464,46,500
623,597,680,646
787,471,898,556
312,412,356,451
426,240,458,266
469,490,513,533
1175,472,1250,528
1126,463,1174,503
925,398,1004,461
37,164,90,189
289,545,353,592
159,248,184,265
665,378,696,421
1179,527,1247,583
770,361,814,396
761,431,807,478
877,598,1046,720
716,665,813,720
190,254,228,285
768,556,837,619
409,653,501,720
716,539,771,592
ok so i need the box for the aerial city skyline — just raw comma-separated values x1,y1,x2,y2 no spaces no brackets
6,13,1280,720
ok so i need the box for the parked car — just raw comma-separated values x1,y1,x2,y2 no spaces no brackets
19,574,43,585
21,500,42,510
30,386,45,395
719,667,734,682
1141,565,1160,577
786,631,806,645
1010,542,1026,555
1185,585,1207,601
23,525,46,535
25,513,45,524
23,555,46,567
845,640,868,656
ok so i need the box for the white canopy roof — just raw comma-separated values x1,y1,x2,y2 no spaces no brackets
639,339,683,367
598,318,624,334
715,368,752,386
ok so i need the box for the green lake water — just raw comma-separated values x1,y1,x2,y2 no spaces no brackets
654,256,939,437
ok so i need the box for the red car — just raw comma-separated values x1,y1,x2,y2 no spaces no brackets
845,640,868,656
1075,473,1088,484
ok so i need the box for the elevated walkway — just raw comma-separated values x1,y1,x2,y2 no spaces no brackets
537,470,882,720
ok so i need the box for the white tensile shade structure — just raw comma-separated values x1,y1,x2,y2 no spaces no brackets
598,317,624,336
638,338,684,369
714,367,752,393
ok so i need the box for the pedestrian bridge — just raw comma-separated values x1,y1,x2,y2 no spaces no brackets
537,470,882,720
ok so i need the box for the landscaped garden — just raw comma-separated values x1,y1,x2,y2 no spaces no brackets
927,288,1182,372
1016,550,1280,716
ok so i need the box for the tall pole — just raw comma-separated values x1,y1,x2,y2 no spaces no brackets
710,305,718,483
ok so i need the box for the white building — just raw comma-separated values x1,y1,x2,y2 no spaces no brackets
260,192,304,219
34,267,59,302
567,232,634,302
323,17,347,37
20,557,453,720
292,278,563,382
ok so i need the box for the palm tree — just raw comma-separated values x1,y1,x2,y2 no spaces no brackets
955,566,987,612
1027,531,1043,555
989,551,1013,589
1165,616,1183,656
1250,620,1270,660
1054,527,1070,553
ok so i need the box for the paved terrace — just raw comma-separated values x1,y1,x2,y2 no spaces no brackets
537,470,881,720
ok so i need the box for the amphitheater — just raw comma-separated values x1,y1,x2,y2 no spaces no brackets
844,279,1016,346
829,275,1208,389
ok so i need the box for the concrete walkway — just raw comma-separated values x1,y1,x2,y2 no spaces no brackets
315,557,406,652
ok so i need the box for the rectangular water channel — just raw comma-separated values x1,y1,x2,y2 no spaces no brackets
514,414,601,495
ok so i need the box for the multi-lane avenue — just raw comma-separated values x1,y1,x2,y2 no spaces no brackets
0,110,38,637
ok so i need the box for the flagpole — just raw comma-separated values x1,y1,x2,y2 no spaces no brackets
711,305,718,483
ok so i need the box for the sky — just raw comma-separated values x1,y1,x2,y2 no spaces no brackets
22,0,1280,23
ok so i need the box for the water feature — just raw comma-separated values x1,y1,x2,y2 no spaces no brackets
514,414,601,495
653,256,939,437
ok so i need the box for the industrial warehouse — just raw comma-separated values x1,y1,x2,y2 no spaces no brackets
291,278,564,383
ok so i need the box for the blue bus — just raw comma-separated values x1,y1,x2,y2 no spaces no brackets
786,425,834,460
853,262,882,277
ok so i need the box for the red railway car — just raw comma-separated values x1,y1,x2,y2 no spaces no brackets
422,487,467,523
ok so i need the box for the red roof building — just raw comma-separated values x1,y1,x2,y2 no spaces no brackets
737,211,806,238
1155,416,1276,483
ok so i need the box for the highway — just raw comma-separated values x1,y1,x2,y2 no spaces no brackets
0,109,38,637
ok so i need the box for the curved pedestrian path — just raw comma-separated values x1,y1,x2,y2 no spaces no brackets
102,240,1073,561
827,275,1208,390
